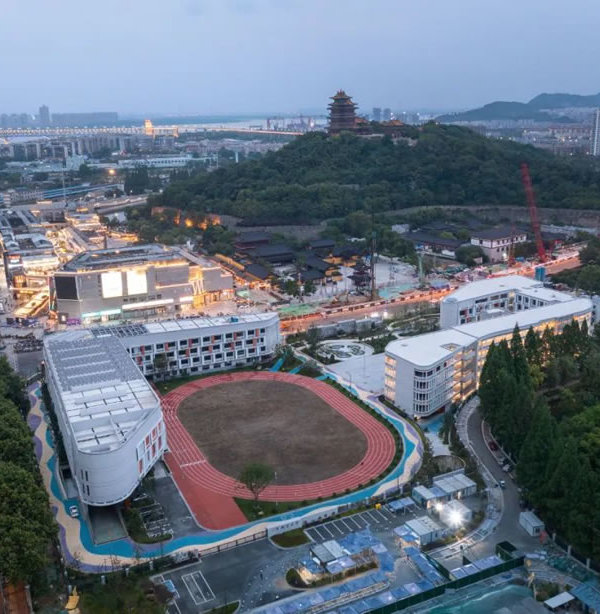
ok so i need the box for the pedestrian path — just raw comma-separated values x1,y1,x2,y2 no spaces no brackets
268,357,284,371
28,367,424,571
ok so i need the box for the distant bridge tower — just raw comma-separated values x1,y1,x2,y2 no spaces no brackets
144,119,155,137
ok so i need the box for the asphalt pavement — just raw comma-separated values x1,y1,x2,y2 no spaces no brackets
439,402,539,569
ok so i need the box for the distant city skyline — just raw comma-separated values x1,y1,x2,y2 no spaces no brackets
2,0,600,116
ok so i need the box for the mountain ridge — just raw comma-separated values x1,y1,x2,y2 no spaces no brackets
437,92,600,123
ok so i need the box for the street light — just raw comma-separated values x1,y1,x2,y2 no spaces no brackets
448,509,463,527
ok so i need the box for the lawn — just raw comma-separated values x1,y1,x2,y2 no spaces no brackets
206,602,240,614
271,528,310,548
235,497,320,521
78,577,167,614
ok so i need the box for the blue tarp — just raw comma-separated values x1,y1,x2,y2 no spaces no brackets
391,586,410,600
388,497,416,512
571,581,600,611
405,546,444,584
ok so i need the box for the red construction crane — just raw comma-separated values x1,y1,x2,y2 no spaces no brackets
520,163,547,263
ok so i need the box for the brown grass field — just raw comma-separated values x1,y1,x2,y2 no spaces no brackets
177,380,368,484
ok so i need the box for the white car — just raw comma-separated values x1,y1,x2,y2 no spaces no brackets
68,505,80,518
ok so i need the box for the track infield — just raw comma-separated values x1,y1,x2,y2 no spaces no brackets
161,371,396,529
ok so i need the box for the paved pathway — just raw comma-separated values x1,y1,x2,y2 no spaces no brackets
30,371,423,571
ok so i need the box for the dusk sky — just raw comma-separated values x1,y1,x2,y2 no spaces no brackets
3,0,600,116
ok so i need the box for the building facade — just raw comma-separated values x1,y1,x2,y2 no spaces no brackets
51,244,233,324
439,275,573,328
470,227,527,263
385,279,592,417
90,312,280,379
43,333,166,506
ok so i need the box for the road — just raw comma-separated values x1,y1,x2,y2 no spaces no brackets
439,404,539,570
282,252,581,333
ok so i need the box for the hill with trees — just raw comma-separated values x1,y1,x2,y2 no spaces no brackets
437,91,600,123
149,125,600,225
479,322,600,560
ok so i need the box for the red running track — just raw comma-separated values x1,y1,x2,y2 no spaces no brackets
161,371,396,529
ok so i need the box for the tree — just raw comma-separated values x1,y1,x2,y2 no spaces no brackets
303,279,316,295
0,400,36,473
517,399,556,500
580,237,600,266
455,245,485,266
0,461,56,582
305,327,320,354
78,163,93,179
153,353,168,379
524,328,542,367
238,463,275,506
124,167,150,195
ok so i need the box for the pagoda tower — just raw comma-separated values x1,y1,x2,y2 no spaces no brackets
327,90,358,135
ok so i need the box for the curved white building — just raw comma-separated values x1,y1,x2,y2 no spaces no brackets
44,333,166,506
43,311,281,508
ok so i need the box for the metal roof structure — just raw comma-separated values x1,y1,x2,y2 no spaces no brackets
90,313,277,340
44,333,159,453
404,516,443,537
61,243,183,271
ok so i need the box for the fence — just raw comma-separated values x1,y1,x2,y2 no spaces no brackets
363,554,524,614
267,506,339,537
199,530,268,557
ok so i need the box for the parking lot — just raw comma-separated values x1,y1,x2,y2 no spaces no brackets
132,492,173,539
155,568,216,613
304,505,402,542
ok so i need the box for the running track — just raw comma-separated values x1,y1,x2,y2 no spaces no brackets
161,371,396,530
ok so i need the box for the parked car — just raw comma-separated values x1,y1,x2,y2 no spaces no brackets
488,441,498,451
502,463,512,473
68,505,79,518
499,480,506,489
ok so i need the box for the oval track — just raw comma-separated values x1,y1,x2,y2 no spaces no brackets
161,371,396,502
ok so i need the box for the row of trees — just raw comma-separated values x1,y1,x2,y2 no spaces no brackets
551,237,600,296
479,322,600,558
0,357,56,583
149,125,600,225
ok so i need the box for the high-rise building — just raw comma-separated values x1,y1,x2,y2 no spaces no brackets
383,107,392,121
591,108,600,156
38,105,50,127
372,107,382,122
328,90,357,134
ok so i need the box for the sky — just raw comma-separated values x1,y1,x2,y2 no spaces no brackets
2,0,600,116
